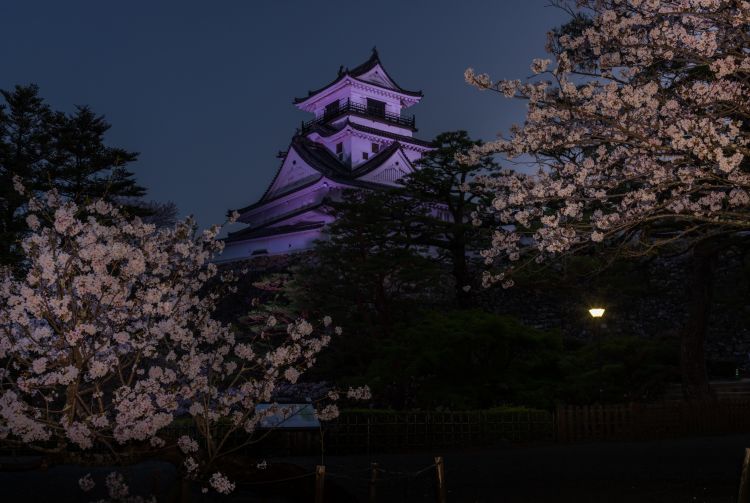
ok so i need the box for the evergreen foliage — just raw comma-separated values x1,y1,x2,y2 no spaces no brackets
365,309,562,409
0,85,53,265
405,130,497,305
0,84,165,267
291,189,445,378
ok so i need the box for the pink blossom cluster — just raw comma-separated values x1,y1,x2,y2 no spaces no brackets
464,0,750,284
0,188,370,494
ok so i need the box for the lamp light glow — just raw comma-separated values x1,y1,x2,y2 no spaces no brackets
588,308,605,318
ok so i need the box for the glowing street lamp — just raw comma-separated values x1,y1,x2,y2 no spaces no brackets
588,308,605,318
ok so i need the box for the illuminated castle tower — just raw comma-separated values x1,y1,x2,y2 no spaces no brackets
221,48,431,261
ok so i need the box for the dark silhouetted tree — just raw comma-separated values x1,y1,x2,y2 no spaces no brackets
47,105,143,209
0,85,150,267
0,84,52,265
404,130,497,306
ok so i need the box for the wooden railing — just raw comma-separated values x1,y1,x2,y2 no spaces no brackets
301,98,416,132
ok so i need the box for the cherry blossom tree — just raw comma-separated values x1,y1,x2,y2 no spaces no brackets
465,0,750,399
0,180,368,496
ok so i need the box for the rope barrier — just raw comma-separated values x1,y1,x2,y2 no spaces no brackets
236,460,438,486
239,471,315,485
412,462,439,477
373,462,436,477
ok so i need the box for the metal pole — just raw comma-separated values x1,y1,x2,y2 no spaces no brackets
597,319,603,403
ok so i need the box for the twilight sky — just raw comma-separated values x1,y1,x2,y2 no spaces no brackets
0,1,568,230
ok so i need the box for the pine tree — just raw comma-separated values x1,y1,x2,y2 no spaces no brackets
48,105,143,210
291,189,445,378
403,131,497,306
0,85,150,267
0,84,52,265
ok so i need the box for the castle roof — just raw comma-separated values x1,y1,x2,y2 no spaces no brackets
229,134,410,216
225,220,326,243
293,48,423,105
307,120,433,149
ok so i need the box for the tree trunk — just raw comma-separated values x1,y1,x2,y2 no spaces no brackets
451,227,470,308
374,274,392,336
680,244,717,401
452,246,470,308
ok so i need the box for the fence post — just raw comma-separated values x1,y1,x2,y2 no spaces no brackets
555,405,564,442
366,415,371,459
435,456,447,503
315,465,326,503
369,462,379,503
738,448,750,503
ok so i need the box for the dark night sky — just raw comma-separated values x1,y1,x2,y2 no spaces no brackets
0,1,567,231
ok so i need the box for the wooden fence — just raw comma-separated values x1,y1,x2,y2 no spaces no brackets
323,410,554,453
555,399,750,442
317,400,750,453
5,401,750,458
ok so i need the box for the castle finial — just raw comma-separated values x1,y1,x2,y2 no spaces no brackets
371,46,378,57
338,65,344,76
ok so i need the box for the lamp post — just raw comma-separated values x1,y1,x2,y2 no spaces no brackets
589,307,606,403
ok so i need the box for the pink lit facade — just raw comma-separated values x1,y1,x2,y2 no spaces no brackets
220,49,432,262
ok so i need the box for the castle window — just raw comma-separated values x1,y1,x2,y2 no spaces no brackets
362,152,369,160
325,100,340,117
336,142,343,153
366,98,386,117
371,142,380,153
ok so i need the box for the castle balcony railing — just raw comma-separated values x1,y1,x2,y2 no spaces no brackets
300,99,416,132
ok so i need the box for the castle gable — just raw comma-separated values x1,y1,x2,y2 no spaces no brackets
355,63,399,91
355,146,413,186
264,149,321,200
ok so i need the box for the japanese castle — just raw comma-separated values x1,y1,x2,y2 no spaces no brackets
220,49,432,262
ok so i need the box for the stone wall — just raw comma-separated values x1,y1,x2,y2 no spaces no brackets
218,249,750,365
480,251,750,365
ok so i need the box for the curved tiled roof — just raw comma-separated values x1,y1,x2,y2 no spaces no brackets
293,48,423,104
350,141,402,177
229,134,406,216
231,175,323,216
225,221,326,243
226,203,327,242
306,120,433,149
228,138,336,216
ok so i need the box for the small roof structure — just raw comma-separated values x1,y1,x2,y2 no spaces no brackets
256,403,321,430
293,48,423,107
